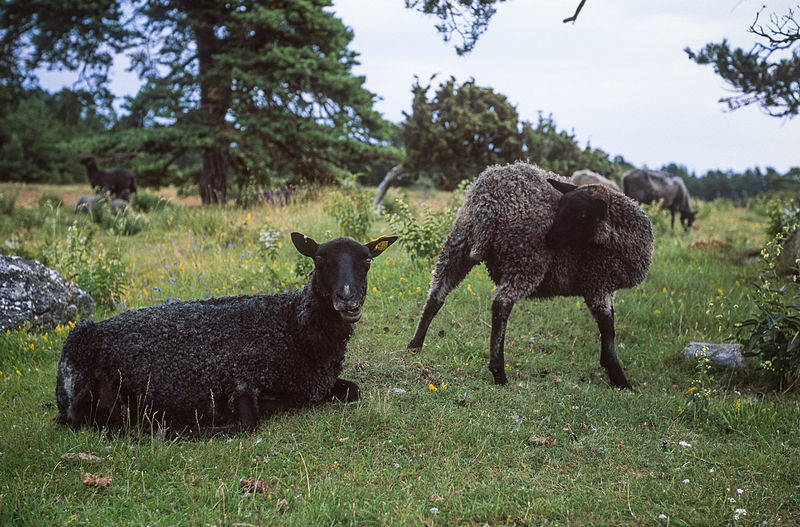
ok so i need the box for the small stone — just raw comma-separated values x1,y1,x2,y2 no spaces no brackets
681,342,747,370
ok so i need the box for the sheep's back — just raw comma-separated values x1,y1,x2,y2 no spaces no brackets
64,292,339,425
458,163,561,263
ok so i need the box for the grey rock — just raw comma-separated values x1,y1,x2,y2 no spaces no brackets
0,255,93,331
682,342,747,370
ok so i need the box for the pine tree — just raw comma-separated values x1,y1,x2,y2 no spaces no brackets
1,0,390,202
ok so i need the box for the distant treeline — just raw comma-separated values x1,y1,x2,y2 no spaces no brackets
1,85,797,204
660,163,800,202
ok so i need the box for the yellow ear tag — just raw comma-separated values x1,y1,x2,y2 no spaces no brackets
375,240,389,252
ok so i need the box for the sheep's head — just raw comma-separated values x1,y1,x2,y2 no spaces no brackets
292,232,398,323
545,178,608,249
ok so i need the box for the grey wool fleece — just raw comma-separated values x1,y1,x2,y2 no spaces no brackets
435,162,653,303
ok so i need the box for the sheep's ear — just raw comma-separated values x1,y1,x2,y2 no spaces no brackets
291,232,318,257
591,197,608,218
547,178,578,194
365,236,398,257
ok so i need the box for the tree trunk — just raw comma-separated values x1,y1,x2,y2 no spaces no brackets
194,15,232,205
373,164,408,206
199,147,228,204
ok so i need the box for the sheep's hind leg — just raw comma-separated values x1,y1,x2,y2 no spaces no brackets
407,297,444,350
408,247,477,350
587,294,632,390
488,288,516,385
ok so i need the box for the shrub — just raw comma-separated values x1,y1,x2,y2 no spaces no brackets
640,200,670,237
736,200,800,389
388,180,467,265
0,191,18,215
326,174,374,239
42,222,128,309
131,190,170,213
37,194,63,210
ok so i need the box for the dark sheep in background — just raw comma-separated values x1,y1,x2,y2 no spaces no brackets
56,232,397,436
259,185,294,206
571,169,621,193
80,157,137,201
622,169,696,230
408,162,654,389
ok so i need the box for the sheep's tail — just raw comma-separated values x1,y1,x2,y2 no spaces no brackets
55,321,97,426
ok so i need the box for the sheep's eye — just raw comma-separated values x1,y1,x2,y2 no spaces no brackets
364,258,372,270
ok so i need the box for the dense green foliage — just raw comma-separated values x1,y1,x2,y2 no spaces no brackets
0,88,111,182
1,0,392,202
686,6,800,118
0,183,798,525
401,76,617,189
736,201,800,389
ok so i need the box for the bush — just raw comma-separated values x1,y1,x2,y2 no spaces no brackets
326,174,374,239
131,190,170,213
41,222,128,309
388,180,467,265
736,200,800,389
0,191,18,215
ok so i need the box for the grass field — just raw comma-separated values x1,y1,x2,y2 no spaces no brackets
0,183,798,525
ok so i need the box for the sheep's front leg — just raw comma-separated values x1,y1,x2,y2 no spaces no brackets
327,378,360,403
587,294,632,390
489,294,515,385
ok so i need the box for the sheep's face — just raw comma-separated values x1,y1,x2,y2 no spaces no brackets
545,179,608,249
291,233,398,323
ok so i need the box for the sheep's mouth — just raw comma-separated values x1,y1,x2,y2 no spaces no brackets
333,300,363,323
338,306,362,323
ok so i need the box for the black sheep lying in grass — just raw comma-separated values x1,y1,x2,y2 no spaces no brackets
56,232,397,436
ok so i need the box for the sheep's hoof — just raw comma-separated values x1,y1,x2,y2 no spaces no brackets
331,379,360,403
491,371,508,385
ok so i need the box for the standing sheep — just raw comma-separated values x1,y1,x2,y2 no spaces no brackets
56,232,397,435
622,169,695,230
80,157,137,201
408,162,653,389
571,169,621,193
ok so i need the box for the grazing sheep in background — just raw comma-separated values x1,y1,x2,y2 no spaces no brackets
571,169,621,193
109,199,129,216
80,157,137,201
259,185,294,206
75,194,103,214
622,169,695,230
74,195,129,216
408,162,653,389
56,232,397,436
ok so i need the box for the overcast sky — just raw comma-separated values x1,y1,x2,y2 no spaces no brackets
331,0,799,175
38,0,799,175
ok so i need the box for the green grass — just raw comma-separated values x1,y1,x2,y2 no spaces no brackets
0,185,798,525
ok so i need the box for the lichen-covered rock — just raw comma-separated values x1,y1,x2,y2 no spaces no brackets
682,342,747,370
0,255,93,331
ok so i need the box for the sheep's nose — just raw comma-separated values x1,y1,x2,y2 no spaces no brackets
335,284,356,304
